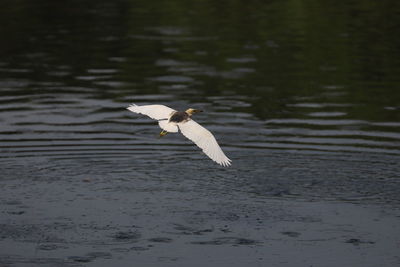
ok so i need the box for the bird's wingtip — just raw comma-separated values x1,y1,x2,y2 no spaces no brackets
219,158,232,167
127,103,138,110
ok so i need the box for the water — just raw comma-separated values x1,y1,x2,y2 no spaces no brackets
1,1,400,266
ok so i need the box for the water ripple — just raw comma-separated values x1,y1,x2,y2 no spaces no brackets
1,93,399,161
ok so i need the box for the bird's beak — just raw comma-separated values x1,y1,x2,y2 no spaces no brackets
186,108,203,115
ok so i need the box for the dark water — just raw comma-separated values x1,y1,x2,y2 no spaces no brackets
1,1,400,266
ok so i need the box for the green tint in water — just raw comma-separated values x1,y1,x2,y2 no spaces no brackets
2,0,399,120
0,0,399,153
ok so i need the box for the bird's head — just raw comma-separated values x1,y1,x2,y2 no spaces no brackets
185,108,203,116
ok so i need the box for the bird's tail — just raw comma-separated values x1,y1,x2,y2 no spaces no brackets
158,120,179,133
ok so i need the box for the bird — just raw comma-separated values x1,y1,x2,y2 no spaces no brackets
127,104,232,167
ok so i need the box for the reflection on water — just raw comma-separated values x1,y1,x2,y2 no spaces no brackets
0,0,400,202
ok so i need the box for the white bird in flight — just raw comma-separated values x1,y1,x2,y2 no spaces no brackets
127,104,232,167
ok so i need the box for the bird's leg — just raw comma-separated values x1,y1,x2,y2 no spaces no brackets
159,130,168,138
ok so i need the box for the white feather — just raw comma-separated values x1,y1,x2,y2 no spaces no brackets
158,120,179,133
127,104,176,120
178,119,232,167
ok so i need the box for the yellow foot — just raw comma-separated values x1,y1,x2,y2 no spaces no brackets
159,130,168,138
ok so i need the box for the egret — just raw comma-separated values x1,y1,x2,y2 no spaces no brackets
127,104,232,167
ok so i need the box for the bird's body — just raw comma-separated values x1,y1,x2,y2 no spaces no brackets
168,111,190,123
127,104,231,167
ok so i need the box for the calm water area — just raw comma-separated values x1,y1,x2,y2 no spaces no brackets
0,1,400,266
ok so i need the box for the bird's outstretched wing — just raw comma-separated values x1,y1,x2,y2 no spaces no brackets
127,104,176,120
178,119,231,167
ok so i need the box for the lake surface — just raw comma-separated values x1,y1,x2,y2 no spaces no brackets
1,1,400,266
